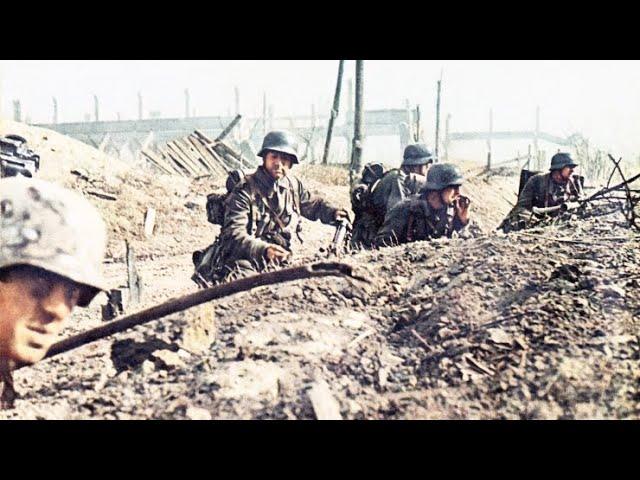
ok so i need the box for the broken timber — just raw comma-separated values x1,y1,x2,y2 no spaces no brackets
13,262,364,370
139,114,256,179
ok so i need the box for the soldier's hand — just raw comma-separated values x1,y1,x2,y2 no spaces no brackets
265,244,289,262
455,195,471,225
334,209,352,223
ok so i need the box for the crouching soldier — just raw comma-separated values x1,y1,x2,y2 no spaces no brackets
499,152,584,232
350,143,433,248
375,163,472,246
0,177,107,369
193,131,349,285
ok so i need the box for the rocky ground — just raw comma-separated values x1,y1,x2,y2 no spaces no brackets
1,122,638,419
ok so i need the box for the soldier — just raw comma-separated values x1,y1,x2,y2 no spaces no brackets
0,177,107,366
375,163,471,246
499,152,583,232
195,131,349,284
350,143,434,248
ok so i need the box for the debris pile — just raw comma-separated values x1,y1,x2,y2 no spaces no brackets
141,127,257,178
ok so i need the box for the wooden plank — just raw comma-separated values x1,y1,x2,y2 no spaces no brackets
175,138,215,174
162,148,194,176
308,379,342,420
171,139,208,174
216,140,254,168
140,149,175,175
167,141,203,175
187,135,226,177
155,148,188,176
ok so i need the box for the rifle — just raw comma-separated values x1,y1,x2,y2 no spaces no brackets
329,218,352,256
0,135,40,178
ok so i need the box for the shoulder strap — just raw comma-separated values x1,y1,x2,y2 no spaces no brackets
245,175,288,231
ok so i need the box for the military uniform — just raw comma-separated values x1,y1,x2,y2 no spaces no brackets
375,162,471,246
350,143,432,249
376,197,467,246
500,153,582,231
213,165,339,280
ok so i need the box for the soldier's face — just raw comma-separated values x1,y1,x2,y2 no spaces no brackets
560,166,574,180
0,267,81,365
263,152,293,180
441,185,461,205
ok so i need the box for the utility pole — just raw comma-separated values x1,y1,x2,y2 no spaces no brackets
93,95,99,122
184,89,190,118
13,100,21,122
350,60,364,185
435,70,443,159
262,92,267,137
322,59,345,165
52,97,58,124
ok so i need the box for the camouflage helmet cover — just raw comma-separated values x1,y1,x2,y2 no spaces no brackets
257,131,300,164
423,163,465,191
0,177,107,307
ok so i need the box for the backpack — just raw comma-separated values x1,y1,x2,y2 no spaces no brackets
205,169,245,225
351,162,386,215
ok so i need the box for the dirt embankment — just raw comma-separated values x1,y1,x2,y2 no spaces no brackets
5,120,634,420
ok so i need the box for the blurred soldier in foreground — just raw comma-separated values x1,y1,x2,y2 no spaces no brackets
192,131,349,286
376,163,472,246
350,143,433,248
499,152,584,232
0,176,106,388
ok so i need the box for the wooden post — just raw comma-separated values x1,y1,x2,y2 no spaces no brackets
138,92,143,120
234,86,241,141
93,95,99,122
414,105,421,142
268,105,274,132
487,151,492,171
262,92,267,136
346,78,354,161
350,60,364,185
13,100,21,122
527,144,532,170
52,97,58,124
184,89,190,118
435,74,442,159
534,106,540,169
443,113,451,162
487,108,493,166
322,59,345,165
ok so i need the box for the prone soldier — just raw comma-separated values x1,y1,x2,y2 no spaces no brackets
350,143,433,248
499,152,584,232
375,163,471,246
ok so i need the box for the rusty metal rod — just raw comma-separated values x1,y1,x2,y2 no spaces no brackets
14,262,361,370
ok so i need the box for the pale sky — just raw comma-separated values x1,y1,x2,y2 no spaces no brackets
1,60,639,161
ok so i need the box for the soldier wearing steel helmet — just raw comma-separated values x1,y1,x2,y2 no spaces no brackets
0,176,107,366
375,163,472,246
350,143,433,249
195,131,349,284
499,152,584,232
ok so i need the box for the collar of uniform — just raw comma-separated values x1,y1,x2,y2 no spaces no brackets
254,166,288,195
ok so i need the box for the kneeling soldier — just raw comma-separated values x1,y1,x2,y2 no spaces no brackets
375,163,471,246
197,131,349,284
